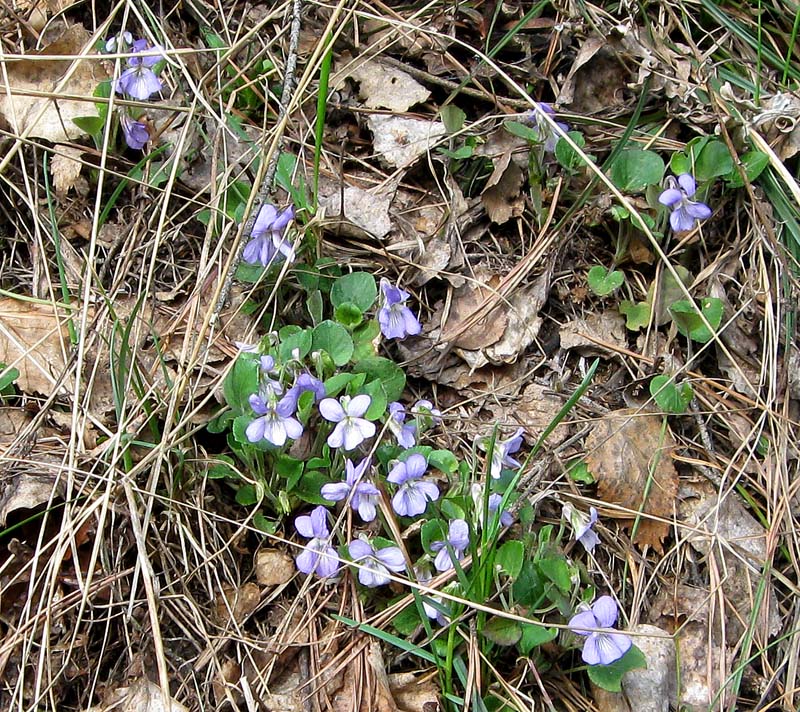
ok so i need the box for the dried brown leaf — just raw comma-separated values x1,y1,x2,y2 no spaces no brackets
559,311,626,355
585,409,678,552
367,115,445,169
346,59,431,112
441,273,507,350
88,678,189,712
0,25,110,142
254,549,294,587
50,146,83,194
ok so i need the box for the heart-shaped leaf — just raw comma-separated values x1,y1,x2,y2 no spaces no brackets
587,266,624,296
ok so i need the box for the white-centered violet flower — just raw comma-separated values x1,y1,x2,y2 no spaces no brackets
246,393,303,447
568,596,632,666
476,427,524,479
387,453,439,517
378,279,422,340
563,503,599,553
527,102,569,153
321,457,380,522
658,173,712,232
119,112,149,150
319,394,376,451
243,203,296,266
415,566,449,626
431,519,470,572
283,372,325,411
294,506,339,578
387,402,417,448
115,39,164,101
104,31,133,53
348,537,405,587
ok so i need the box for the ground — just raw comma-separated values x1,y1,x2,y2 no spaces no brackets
0,1,798,711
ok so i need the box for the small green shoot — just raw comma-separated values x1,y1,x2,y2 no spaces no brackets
649,375,694,414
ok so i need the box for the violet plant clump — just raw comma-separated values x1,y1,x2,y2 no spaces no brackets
568,596,632,666
527,101,570,153
658,173,712,232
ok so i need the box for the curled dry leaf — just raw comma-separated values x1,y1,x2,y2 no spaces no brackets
255,549,295,587
318,176,395,239
584,409,679,552
559,311,627,356
0,24,110,142
441,272,508,350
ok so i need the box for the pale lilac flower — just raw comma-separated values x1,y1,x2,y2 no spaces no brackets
319,394,376,451
415,566,448,626
119,113,149,150
321,457,380,522
295,506,339,577
563,503,599,553
246,393,303,447
476,428,524,479
488,493,514,527
378,279,422,340
411,399,442,424
658,173,712,232
115,39,164,101
348,537,405,587
568,596,632,666
104,31,133,53
387,402,416,448
257,355,283,398
283,372,325,411
243,204,295,266
431,519,470,572
527,102,569,153
387,454,439,517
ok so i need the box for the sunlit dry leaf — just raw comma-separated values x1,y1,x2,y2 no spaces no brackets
388,671,440,712
88,678,189,712
367,115,446,169
0,297,70,395
50,146,83,194
318,177,395,239
0,25,110,142
214,582,261,624
481,158,524,224
0,475,62,526
560,311,626,356
345,58,431,112
585,409,678,552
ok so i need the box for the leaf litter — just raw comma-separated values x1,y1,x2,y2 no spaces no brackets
0,3,798,712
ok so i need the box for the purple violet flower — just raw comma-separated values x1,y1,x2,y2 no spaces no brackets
415,566,449,626
348,537,405,587
568,596,632,666
488,493,514,527
476,427,524,479
527,102,569,153
658,173,712,232
387,402,417,448
119,113,149,150
115,39,164,101
378,278,422,340
470,484,514,529
387,454,439,517
411,399,442,424
243,203,295,266
431,519,470,572
283,372,326,412
319,394,376,451
246,393,303,447
294,506,339,578
257,355,283,398
321,457,380,522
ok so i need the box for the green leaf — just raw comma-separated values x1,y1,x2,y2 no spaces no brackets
555,131,587,170
421,520,447,552
608,149,665,192
235,484,259,506
503,120,540,142
726,150,770,187
207,458,238,480
428,449,459,474
207,410,233,434
586,645,647,692
312,320,354,366
223,356,259,413
306,290,324,325
72,115,105,138
695,139,733,181
352,320,380,361
649,266,692,326
518,624,558,655
392,605,421,636
482,617,521,646
538,557,571,594
669,297,724,343
352,357,406,401
334,302,363,328
279,326,313,362
670,152,692,176
619,300,651,330
568,459,594,484
323,372,359,397
362,379,388,420
440,499,466,521
441,105,466,134
292,470,331,504
649,375,693,414
330,273,378,312
587,265,624,296
495,540,524,578
277,455,304,490
512,561,545,607
0,365,19,391
438,145,474,160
